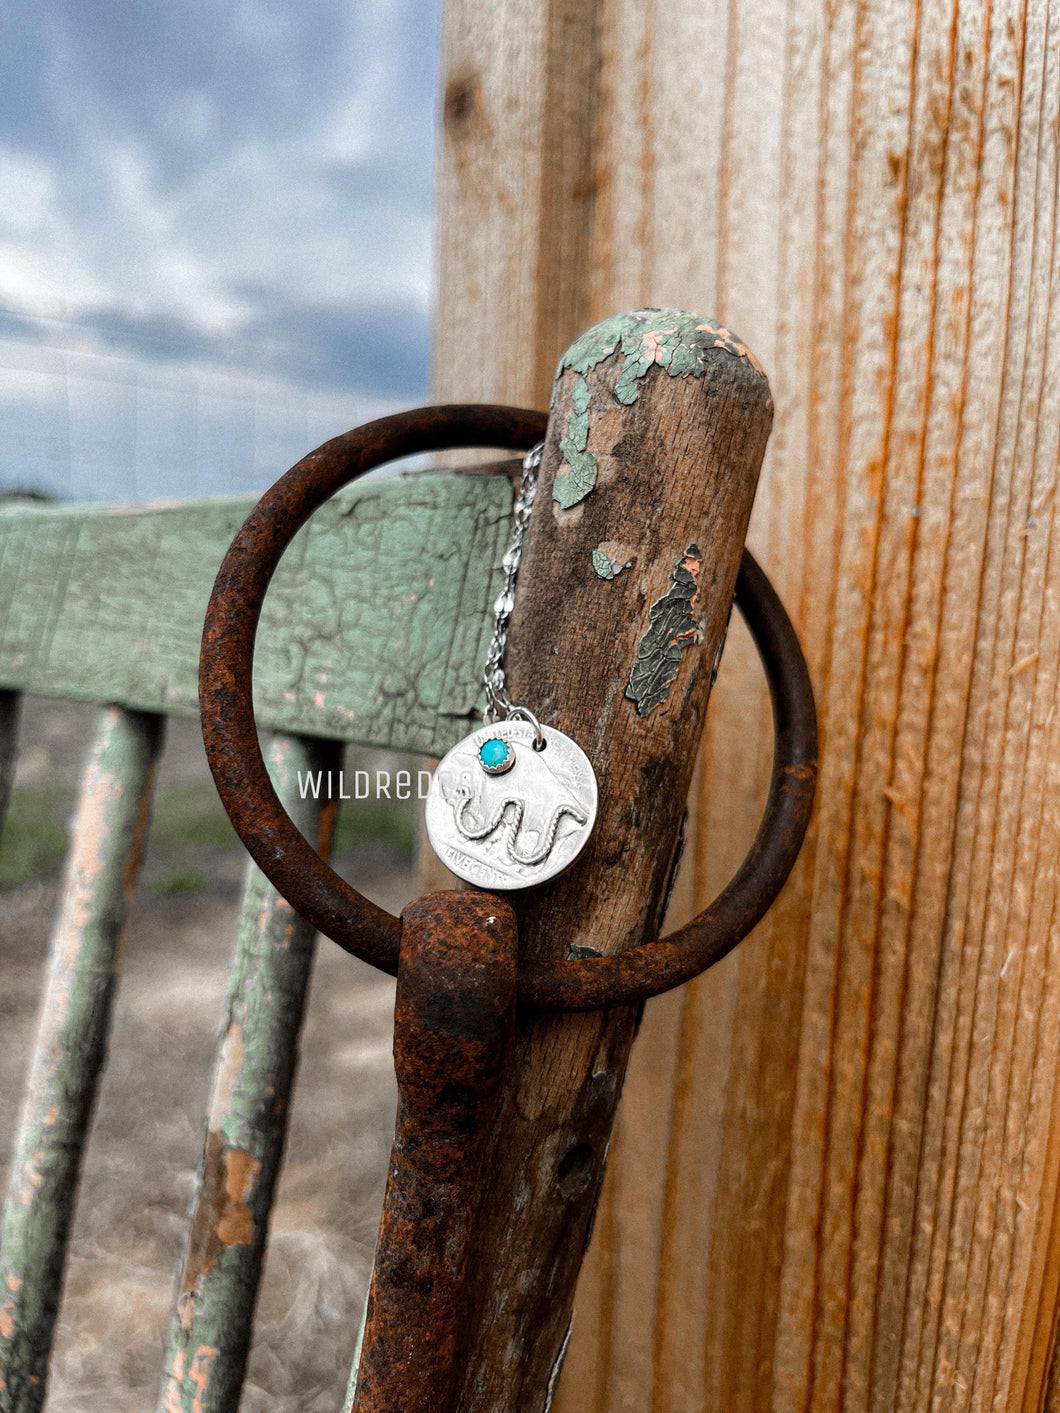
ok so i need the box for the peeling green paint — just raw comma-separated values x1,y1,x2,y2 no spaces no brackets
554,376,597,509
557,308,764,390
0,472,513,757
626,545,705,716
552,309,765,510
0,705,163,1413
157,734,339,1413
591,545,633,580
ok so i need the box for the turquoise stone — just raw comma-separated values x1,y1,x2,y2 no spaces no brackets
479,737,511,769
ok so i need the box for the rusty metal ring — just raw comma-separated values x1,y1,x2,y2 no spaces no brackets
200,404,816,1011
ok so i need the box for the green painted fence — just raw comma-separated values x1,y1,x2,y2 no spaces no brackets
0,470,513,756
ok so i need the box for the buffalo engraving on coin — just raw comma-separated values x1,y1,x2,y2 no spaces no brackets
425,722,598,889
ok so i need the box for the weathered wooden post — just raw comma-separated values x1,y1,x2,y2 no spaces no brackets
440,310,772,1410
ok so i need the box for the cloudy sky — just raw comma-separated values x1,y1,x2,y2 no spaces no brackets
0,0,439,499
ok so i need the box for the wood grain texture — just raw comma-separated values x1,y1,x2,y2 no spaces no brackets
432,1,1060,1409
0,472,512,756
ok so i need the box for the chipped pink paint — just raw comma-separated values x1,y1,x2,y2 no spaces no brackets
694,321,766,375
639,326,680,362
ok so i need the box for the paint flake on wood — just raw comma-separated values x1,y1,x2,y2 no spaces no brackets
552,310,769,510
625,544,705,716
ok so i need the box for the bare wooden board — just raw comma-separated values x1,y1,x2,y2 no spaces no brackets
433,1,1060,1410
0,471,513,756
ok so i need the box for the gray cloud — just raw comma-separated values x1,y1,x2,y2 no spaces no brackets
0,0,439,495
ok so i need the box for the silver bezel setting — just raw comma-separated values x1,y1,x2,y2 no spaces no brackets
479,738,515,775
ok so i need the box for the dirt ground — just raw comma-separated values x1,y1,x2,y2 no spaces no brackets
0,700,417,1412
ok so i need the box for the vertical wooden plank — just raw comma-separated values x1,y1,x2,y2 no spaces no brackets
157,733,340,1413
0,705,163,1413
434,0,1060,1410
434,0,549,409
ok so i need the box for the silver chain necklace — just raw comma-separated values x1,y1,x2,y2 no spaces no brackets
424,442,599,890
482,441,545,740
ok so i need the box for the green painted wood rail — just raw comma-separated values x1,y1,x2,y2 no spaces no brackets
0,469,512,756
0,466,517,1413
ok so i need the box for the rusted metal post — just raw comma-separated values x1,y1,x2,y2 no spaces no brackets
346,891,517,1413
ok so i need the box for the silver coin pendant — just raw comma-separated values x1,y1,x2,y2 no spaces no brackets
425,721,598,891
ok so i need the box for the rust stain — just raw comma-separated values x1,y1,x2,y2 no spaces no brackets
682,548,702,621
216,1150,259,1245
60,750,129,964
189,1343,219,1413
180,1131,260,1307
20,1149,44,1204
5,1274,21,1293
161,1350,185,1413
1008,651,1039,677
317,797,338,856
352,892,518,1412
43,1105,58,1127
121,757,158,897
0,1298,14,1339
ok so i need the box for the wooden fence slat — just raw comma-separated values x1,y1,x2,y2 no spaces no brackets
0,705,164,1413
433,1,1060,1409
156,734,340,1413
